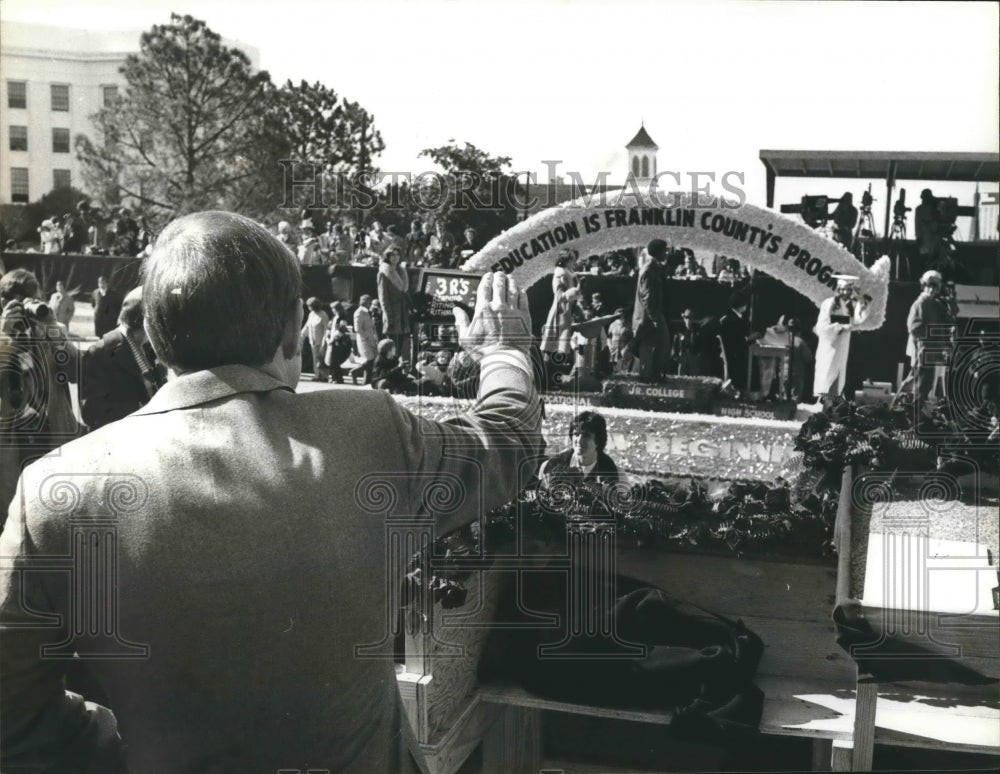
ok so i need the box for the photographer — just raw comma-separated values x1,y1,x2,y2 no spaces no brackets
0,269,82,520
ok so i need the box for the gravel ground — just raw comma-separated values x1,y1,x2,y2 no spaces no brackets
849,476,1000,599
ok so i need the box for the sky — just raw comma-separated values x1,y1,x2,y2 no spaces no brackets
2,0,998,234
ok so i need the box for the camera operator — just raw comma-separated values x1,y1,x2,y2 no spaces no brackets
914,189,941,276
0,269,82,520
831,192,858,251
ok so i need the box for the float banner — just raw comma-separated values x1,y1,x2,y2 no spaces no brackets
394,395,803,483
462,190,889,331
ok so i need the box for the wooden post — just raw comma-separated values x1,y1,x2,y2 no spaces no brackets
482,704,543,774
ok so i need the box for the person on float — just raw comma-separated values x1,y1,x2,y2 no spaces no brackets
913,188,941,279
812,275,869,402
540,252,581,384
538,410,622,488
717,290,758,395
631,239,671,382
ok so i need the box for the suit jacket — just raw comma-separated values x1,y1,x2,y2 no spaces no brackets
80,329,158,430
1,357,542,773
91,288,123,337
632,261,667,339
906,292,946,344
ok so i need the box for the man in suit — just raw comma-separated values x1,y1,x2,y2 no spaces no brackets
631,238,671,382
0,210,542,774
718,291,757,394
80,286,165,430
91,275,123,338
906,269,947,404
48,280,75,329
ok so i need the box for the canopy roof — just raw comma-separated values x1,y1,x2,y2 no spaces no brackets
759,150,999,183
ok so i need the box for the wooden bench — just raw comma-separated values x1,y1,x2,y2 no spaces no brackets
396,468,999,772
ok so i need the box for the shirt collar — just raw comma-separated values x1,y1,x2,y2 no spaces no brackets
132,364,293,415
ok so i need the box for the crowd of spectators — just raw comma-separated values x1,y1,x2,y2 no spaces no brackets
26,201,152,258
276,212,481,270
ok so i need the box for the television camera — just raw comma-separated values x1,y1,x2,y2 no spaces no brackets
779,195,832,228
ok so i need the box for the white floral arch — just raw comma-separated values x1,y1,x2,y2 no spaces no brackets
461,190,890,330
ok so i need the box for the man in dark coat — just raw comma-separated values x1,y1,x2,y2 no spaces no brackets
718,291,756,394
80,286,164,430
91,276,123,337
631,239,671,382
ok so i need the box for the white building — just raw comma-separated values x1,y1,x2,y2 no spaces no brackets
0,22,259,206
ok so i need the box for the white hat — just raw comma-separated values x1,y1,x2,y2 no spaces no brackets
919,270,942,286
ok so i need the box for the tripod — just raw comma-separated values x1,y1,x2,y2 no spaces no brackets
852,206,877,265
887,212,909,279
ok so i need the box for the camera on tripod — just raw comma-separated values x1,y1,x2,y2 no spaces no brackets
779,194,831,228
860,184,874,211
934,197,976,236
893,188,912,223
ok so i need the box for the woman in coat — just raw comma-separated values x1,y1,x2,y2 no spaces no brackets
376,244,410,354
539,254,579,356
813,276,869,400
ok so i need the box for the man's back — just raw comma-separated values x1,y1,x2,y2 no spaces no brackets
3,364,539,772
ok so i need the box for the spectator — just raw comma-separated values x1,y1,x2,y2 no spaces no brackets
300,297,330,381
48,281,75,329
323,321,354,384
457,226,479,263
1,269,81,517
276,220,297,252
347,224,366,264
92,276,123,338
80,286,165,430
716,258,738,285
377,244,411,356
298,222,323,266
415,349,451,395
38,219,61,254
405,219,427,265
0,211,541,771
632,240,671,382
675,249,707,279
371,338,416,394
366,220,387,257
539,410,622,487
369,298,385,339
427,221,456,268
349,294,379,385
113,207,140,256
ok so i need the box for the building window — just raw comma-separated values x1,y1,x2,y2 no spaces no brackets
632,157,640,178
8,80,27,109
51,83,70,111
52,128,71,153
641,156,650,178
10,167,29,203
53,169,72,190
102,85,119,107
9,125,27,151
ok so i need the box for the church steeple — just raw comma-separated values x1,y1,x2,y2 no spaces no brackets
626,123,658,184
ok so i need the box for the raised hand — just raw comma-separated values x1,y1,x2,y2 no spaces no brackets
453,272,533,356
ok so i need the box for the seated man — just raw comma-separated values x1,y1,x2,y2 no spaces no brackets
0,211,543,773
539,411,622,488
